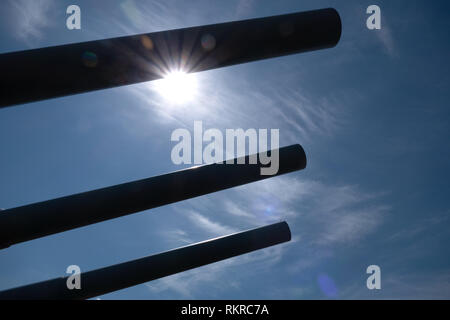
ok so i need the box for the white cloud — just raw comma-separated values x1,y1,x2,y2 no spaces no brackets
163,228,193,245
290,181,388,247
124,62,346,147
147,175,389,298
175,176,387,247
186,210,237,236
315,206,385,245
9,0,55,45
376,26,396,57
224,200,254,218
119,0,176,32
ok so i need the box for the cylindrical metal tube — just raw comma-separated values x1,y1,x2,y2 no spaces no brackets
0,221,291,300
0,144,306,249
0,8,341,108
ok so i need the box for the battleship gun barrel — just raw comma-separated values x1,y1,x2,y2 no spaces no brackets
0,144,306,249
0,222,291,300
0,8,341,108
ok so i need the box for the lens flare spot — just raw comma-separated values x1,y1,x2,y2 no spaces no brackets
82,51,98,68
141,35,154,50
317,274,338,298
201,34,216,51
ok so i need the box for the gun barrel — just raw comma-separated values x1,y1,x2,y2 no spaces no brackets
0,8,341,108
0,221,291,300
0,144,306,249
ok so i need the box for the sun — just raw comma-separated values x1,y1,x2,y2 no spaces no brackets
154,70,198,104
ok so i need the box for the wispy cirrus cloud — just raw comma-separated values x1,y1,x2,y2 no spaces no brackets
293,182,388,246
146,174,389,298
8,0,55,45
162,228,193,245
375,24,396,57
119,0,180,33
185,210,238,236
124,68,346,149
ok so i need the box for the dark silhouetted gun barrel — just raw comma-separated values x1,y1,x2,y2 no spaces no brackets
0,221,291,300
0,8,341,108
0,144,306,249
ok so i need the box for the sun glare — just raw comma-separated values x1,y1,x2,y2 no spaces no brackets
155,70,198,104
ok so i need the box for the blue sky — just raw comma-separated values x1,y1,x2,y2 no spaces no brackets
0,0,449,299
